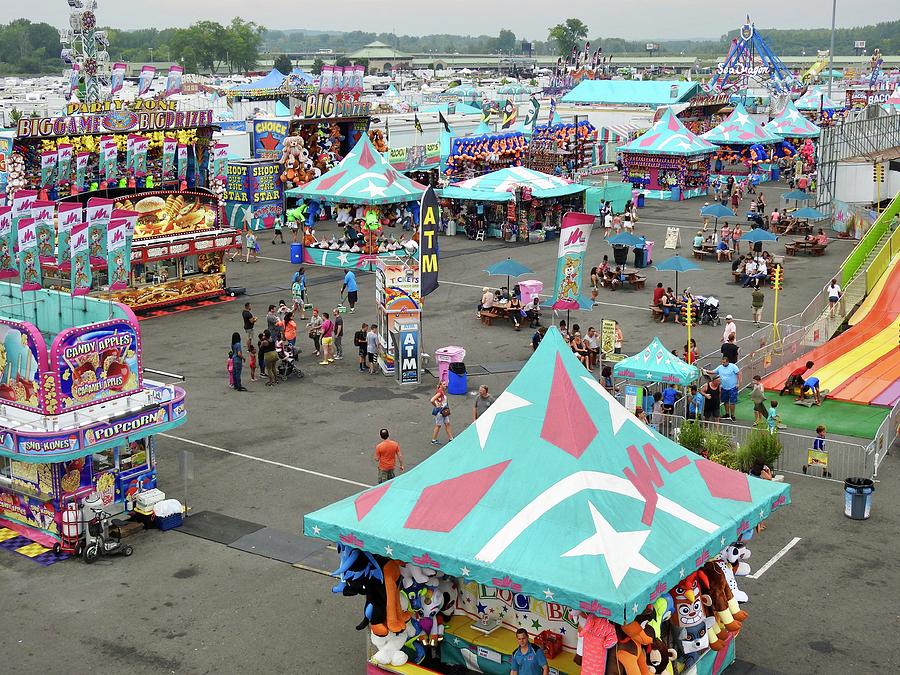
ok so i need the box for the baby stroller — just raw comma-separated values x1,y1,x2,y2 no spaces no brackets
276,341,304,381
699,296,722,326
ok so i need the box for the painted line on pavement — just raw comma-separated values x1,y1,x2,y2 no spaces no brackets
748,536,801,579
159,433,372,489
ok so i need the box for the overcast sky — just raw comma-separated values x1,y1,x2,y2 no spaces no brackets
21,1,900,41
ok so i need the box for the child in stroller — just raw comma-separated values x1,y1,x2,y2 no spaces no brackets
275,339,304,381
699,296,722,326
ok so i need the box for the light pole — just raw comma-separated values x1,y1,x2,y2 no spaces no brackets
827,0,836,100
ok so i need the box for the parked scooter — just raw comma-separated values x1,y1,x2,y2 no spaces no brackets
81,492,133,563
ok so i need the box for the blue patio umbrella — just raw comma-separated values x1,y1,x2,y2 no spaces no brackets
782,190,814,202
608,232,644,248
485,257,533,291
741,228,778,242
793,206,826,220
700,202,736,229
654,255,701,293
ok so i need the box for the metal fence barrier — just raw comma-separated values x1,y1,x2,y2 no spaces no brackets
664,415,873,480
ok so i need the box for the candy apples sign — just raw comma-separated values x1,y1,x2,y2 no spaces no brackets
50,320,142,412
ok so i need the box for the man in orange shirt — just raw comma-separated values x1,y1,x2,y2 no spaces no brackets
374,429,404,483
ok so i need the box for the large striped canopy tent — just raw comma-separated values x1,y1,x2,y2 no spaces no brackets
440,167,587,203
304,328,789,623
794,86,842,111
765,99,821,138
285,135,426,206
701,102,781,145
617,108,717,156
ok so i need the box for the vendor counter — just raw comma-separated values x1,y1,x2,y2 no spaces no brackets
441,615,578,675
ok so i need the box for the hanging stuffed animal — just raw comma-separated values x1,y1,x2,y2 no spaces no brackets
644,596,676,675
719,543,752,603
610,606,655,675
701,561,744,633
577,613,616,675
370,622,418,667
670,570,723,665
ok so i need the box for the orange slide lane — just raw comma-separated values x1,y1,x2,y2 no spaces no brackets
762,260,900,396
831,347,900,404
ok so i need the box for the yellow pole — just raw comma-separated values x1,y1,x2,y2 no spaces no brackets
686,297,692,364
771,264,783,352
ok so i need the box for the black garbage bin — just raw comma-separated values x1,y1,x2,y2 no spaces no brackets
633,246,645,268
448,362,467,395
844,478,874,520
612,244,629,266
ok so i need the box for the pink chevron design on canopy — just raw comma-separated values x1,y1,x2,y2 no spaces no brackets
358,141,376,169
694,458,751,502
541,354,598,459
355,482,391,521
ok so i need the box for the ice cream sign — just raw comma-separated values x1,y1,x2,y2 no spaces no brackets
50,320,142,412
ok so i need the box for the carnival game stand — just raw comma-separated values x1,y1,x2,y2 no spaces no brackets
0,284,187,549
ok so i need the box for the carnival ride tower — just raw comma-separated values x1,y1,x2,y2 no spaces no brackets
59,0,111,104
707,17,797,94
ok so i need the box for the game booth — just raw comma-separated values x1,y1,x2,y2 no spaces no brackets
794,87,843,126
764,100,821,141
524,121,597,178
284,135,424,271
304,329,790,675
613,336,701,417
0,284,187,557
701,103,781,186
225,67,318,120
440,167,587,243
617,109,717,201
444,131,528,180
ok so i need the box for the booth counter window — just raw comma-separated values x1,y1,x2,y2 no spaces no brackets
119,440,149,472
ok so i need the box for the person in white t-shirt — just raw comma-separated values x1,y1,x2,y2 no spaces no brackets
826,278,842,318
603,211,613,237
722,315,737,343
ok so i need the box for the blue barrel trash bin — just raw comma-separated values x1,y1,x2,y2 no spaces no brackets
636,193,645,208
771,166,780,181
290,243,304,264
447,362,467,395
844,478,874,520
670,186,682,201
633,246,645,268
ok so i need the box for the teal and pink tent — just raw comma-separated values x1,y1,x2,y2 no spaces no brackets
613,336,700,385
701,102,780,146
766,100,821,138
284,135,426,206
794,87,842,111
618,108,718,156
304,328,789,623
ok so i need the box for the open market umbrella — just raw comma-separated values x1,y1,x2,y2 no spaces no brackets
782,189,814,205
700,203,736,229
793,206,826,220
654,255,701,293
485,257,533,292
608,232,644,248
741,228,779,243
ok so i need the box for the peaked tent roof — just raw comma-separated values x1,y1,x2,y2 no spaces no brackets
289,68,315,84
701,102,780,145
227,68,285,93
618,108,717,156
284,135,426,205
304,328,789,623
613,336,700,385
795,87,842,111
562,80,701,106
765,99,821,138
441,167,587,203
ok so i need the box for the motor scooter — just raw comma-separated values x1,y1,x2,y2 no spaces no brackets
81,492,133,563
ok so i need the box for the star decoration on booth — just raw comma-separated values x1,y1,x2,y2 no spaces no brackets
562,501,659,588
559,626,566,635
336,251,350,265
632,604,640,614
786,108,801,122
531,619,542,631
733,111,750,126
361,180,388,198
460,566,470,577
580,376,654,438
721,536,727,546
474,390,532,449
679,567,686,578
385,545,393,556
312,525,320,535
543,588,555,600
476,602,488,614
257,133,282,152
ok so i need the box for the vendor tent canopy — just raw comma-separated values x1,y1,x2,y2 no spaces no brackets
445,85,480,98
613,336,699,385
440,167,587,203
498,84,530,95
304,328,788,623
562,80,701,106
289,68,314,83
618,108,717,156
701,102,780,145
418,103,483,116
765,99,821,138
284,135,426,205
385,84,400,97
274,100,291,117
795,87,842,111
227,68,285,93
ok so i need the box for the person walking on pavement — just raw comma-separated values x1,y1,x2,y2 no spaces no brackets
306,308,323,357
333,308,344,359
354,322,369,372
473,385,495,421
241,302,256,347
230,332,247,391
722,314,737,343
366,324,379,374
319,312,335,364
266,304,279,340
705,356,741,421
430,381,454,445
751,283,764,326
341,269,358,312
374,428,404,483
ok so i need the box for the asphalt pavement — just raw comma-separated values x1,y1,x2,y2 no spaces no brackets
4,184,896,674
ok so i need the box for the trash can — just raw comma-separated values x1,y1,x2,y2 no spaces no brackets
644,240,654,266
613,244,629,266
518,280,544,306
670,186,682,201
633,246,645,268
844,478,874,520
290,243,304,264
448,362,467,395
636,193,646,208
771,166,780,181
435,346,466,384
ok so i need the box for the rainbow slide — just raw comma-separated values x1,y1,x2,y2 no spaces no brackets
763,258,900,406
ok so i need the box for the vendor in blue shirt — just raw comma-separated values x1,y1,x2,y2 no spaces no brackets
341,269,358,312
510,629,548,675
705,356,741,422
661,382,679,414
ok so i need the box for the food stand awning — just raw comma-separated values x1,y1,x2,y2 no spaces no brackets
284,135,426,205
304,329,788,623
701,102,781,145
617,108,717,156
765,99,821,138
613,336,700,385
440,166,587,202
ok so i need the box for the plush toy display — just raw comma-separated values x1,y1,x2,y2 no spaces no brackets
370,622,418,667
701,561,745,633
368,129,388,153
670,571,723,662
719,543,752,603
574,613,616,675
279,136,314,187
611,613,654,675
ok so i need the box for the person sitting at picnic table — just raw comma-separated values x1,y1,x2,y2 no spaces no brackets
814,228,828,246
693,231,704,250
606,266,623,290
508,294,523,330
716,227,732,262
740,257,759,287
571,332,590,367
499,286,511,301
597,255,610,276
750,259,769,286
781,216,798,235
477,287,494,315
652,282,665,307
527,297,542,328
658,291,680,324
732,253,747,277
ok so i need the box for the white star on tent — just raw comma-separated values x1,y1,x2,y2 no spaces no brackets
543,588,555,600
787,109,801,122
460,566,471,577
581,376,654,438
632,604,640,614
385,545,394,556
361,180,388,197
453,638,461,646
721,536,727,546
474,390,532,449
759,509,766,519
734,112,750,126
312,525,320,535
336,251,350,265
241,208,254,226
562,501,659,588
679,567,686,578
